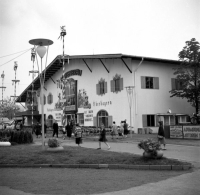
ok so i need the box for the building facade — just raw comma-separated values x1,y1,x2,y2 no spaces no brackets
17,54,194,133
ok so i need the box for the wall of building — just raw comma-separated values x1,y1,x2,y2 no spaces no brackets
36,57,195,133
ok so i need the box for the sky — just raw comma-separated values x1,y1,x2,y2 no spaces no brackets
0,0,199,100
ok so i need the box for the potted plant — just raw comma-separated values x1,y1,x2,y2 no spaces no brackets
138,138,163,158
47,138,64,151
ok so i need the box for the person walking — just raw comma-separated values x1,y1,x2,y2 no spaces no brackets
52,120,59,138
66,120,72,139
119,121,124,138
74,124,83,146
111,121,118,139
123,120,128,138
97,123,110,150
157,121,166,150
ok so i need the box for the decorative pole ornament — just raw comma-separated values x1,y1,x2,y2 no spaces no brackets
58,26,68,127
29,38,53,150
11,61,20,122
0,71,6,124
125,86,135,138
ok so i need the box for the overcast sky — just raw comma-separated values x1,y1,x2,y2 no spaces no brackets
0,0,199,100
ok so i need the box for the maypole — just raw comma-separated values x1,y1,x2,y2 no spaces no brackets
11,62,20,123
0,71,6,125
58,26,67,127
29,48,38,133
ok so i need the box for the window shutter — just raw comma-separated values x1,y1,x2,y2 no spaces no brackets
111,80,115,92
119,78,123,91
177,80,181,90
141,76,145,89
93,117,97,127
108,116,113,127
96,83,100,95
51,94,53,104
171,78,176,90
153,77,159,89
142,115,147,127
104,82,107,93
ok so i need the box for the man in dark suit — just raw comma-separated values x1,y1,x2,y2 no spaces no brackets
52,120,59,138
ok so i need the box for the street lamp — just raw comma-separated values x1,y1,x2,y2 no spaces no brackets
29,39,53,150
125,86,134,138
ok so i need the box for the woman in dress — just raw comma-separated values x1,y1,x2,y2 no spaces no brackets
97,123,110,150
66,121,72,139
157,121,166,150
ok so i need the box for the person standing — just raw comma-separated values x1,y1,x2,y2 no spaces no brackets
44,122,47,138
74,124,83,146
157,121,166,150
119,121,124,137
66,120,72,139
111,121,118,139
97,123,110,150
35,122,41,138
52,120,59,138
123,120,128,138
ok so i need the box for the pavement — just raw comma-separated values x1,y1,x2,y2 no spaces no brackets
0,137,200,195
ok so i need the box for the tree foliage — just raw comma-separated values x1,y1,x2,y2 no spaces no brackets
0,97,20,118
169,38,200,114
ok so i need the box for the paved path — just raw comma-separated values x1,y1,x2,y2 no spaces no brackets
1,139,200,195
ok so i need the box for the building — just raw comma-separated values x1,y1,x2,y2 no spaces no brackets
16,53,194,133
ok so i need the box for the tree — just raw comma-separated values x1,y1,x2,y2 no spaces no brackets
170,38,200,114
0,97,20,119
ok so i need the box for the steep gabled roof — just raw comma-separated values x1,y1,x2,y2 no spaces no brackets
16,53,180,102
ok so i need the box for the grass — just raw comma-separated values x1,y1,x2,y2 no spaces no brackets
0,143,190,165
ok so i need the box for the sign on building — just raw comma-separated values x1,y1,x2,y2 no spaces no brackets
183,126,200,139
170,126,183,138
84,110,93,126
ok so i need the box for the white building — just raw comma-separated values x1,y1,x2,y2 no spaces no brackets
16,54,194,133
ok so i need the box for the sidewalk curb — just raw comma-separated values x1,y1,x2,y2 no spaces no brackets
0,163,193,170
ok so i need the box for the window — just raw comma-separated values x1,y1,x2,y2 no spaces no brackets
47,115,53,127
171,78,184,90
47,93,53,104
41,95,46,105
141,76,159,89
111,74,123,93
142,115,155,127
96,78,107,95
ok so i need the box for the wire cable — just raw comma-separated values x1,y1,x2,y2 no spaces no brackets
0,48,31,67
0,48,31,58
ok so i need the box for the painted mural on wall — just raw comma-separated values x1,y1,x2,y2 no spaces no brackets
78,89,91,109
25,91,38,110
55,78,77,112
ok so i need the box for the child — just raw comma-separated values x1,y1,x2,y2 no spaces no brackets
74,124,83,146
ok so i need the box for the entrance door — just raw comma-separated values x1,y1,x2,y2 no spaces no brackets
66,114,75,123
97,110,108,127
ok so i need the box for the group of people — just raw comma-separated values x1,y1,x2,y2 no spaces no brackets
111,120,129,139
32,119,166,150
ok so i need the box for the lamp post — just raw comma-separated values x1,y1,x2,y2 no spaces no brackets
125,86,134,138
0,71,6,124
11,62,20,122
29,39,53,150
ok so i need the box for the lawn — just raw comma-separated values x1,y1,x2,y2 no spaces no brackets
0,143,190,165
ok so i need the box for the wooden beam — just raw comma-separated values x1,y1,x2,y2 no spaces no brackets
99,59,109,73
83,59,92,72
121,58,132,73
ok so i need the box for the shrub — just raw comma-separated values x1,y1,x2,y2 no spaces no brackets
48,138,60,148
5,130,33,144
